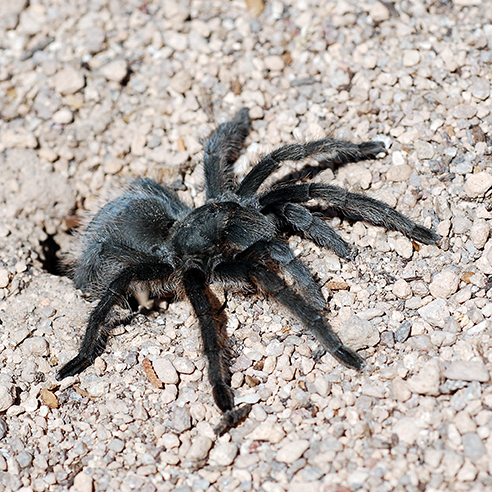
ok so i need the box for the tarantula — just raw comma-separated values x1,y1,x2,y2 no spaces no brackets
57,108,439,430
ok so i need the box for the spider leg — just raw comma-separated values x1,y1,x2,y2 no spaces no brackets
57,263,173,380
183,269,235,412
216,259,364,370
274,203,355,259
129,178,190,218
260,183,440,245
204,108,251,200
241,239,327,311
237,139,385,199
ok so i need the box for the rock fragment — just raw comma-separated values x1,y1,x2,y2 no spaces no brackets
407,359,442,395
276,439,310,463
444,361,489,382
54,67,85,95
429,270,460,299
338,315,379,350
464,172,492,197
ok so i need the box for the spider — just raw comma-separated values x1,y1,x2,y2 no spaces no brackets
57,108,439,430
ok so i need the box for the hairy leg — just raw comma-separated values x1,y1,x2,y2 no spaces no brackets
204,108,251,200
259,183,439,245
183,269,235,412
237,139,385,199
57,263,172,380
274,203,355,259
216,259,364,370
236,239,327,310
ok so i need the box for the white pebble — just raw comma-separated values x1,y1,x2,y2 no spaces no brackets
21,337,49,356
99,59,128,83
386,164,412,182
209,442,238,466
393,278,412,299
369,1,390,21
394,237,414,259
52,108,73,124
153,358,179,384
464,172,492,198
276,439,310,463
403,50,421,67
54,66,85,95
70,472,93,492
444,361,489,382
429,270,460,299
0,270,9,288
0,385,14,412
87,381,107,398
470,219,490,249
418,299,450,327
407,359,442,395
186,436,212,461
172,357,195,374
393,417,422,444
338,315,379,350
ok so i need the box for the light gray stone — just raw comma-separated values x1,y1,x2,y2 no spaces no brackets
444,361,489,382
429,270,460,299
54,67,85,95
209,442,238,466
407,359,442,396
418,299,449,327
464,172,492,197
338,315,379,350
153,358,179,384
276,439,310,463
99,59,128,83
186,436,212,461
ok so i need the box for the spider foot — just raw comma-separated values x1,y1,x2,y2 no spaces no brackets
333,345,366,371
213,383,235,413
359,140,386,157
410,225,441,245
214,403,253,436
56,356,91,380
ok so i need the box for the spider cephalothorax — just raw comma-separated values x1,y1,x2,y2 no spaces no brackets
57,108,439,431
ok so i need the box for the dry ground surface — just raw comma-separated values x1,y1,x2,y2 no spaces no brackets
1,0,492,491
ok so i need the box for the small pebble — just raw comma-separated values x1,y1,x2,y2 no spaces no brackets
407,359,441,396
153,358,179,384
429,270,460,299
186,436,212,462
99,59,128,83
462,433,486,458
54,66,85,95
16,451,33,469
418,299,450,328
470,219,490,249
276,439,310,464
338,315,379,350
394,237,413,259
393,278,412,299
209,442,238,466
70,472,93,492
171,406,191,433
394,321,411,343
173,357,195,374
0,269,9,288
0,385,14,412
403,50,421,67
444,361,489,382
464,172,492,197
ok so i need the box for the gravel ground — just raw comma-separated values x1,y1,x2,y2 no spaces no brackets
1,0,492,491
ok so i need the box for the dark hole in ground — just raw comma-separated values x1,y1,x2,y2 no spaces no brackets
39,232,62,276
